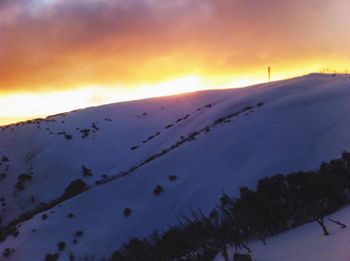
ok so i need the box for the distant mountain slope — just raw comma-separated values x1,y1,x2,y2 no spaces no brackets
1,74,350,260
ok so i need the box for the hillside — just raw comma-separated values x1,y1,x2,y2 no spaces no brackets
1,73,350,260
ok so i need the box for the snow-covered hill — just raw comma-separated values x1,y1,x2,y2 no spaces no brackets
1,73,350,260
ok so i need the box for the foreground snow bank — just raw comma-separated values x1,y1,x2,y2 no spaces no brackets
214,206,350,261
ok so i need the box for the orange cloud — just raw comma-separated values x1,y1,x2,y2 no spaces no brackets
1,0,350,94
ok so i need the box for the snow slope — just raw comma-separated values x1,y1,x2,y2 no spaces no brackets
1,74,350,260
214,205,350,261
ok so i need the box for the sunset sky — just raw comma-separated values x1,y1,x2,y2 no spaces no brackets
1,0,350,125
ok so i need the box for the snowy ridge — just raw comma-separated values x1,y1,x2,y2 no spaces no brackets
1,74,350,260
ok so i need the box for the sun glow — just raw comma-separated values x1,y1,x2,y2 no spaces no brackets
0,61,345,127
0,76,200,126
0,74,271,126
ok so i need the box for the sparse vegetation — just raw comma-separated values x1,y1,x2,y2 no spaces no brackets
17,174,32,182
63,179,87,198
168,175,177,181
45,253,59,261
2,248,14,258
80,129,91,139
57,242,66,251
82,165,93,177
153,185,164,195
75,230,84,238
130,146,139,151
14,180,25,191
107,152,350,261
65,134,73,140
123,208,132,217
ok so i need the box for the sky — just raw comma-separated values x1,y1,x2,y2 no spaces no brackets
1,0,350,125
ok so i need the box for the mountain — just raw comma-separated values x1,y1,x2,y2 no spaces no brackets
1,73,350,260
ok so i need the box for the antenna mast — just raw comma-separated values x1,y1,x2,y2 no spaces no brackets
268,66,271,82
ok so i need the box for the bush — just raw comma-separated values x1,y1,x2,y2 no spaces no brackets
63,179,87,198
153,185,164,195
2,248,14,257
123,208,132,217
45,253,59,261
80,129,91,139
82,165,93,177
57,242,66,251
65,134,73,140
130,146,139,151
17,174,32,182
14,181,25,191
74,230,84,238
42,214,48,220
168,175,177,181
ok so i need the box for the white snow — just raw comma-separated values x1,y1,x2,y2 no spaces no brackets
1,73,350,260
214,206,350,261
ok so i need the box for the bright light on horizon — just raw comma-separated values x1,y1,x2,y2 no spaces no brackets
5,61,344,127
0,71,311,126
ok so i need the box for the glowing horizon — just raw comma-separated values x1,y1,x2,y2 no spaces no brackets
2,0,350,125
0,74,266,126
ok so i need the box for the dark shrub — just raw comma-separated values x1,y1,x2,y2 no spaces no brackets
17,174,32,182
14,181,25,191
68,213,75,218
80,129,91,138
45,253,59,261
82,165,92,177
242,106,253,111
74,230,84,238
63,179,87,198
42,214,48,220
2,248,14,257
234,253,252,261
130,146,139,151
57,242,66,251
153,185,164,195
123,208,132,217
65,134,73,140
168,175,177,181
